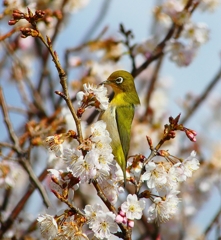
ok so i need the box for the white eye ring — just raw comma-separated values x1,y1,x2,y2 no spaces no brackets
115,76,124,84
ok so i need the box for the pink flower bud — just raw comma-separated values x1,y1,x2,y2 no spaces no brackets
115,215,123,223
120,210,126,217
122,217,128,224
185,129,197,142
128,220,134,228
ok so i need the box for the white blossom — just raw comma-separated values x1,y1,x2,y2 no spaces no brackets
199,0,220,11
45,135,63,157
168,162,187,182
90,121,114,180
70,150,98,183
85,204,118,239
162,0,184,18
141,162,167,190
90,120,111,144
64,0,90,13
182,22,209,45
182,151,200,177
37,214,58,239
147,191,180,222
133,36,158,57
63,148,84,168
121,194,146,220
167,40,197,67
76,84,109,111
84,204,103,226
168,152,199,183
91,211,118,239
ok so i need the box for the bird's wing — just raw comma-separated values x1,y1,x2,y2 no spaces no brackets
115,105,134,159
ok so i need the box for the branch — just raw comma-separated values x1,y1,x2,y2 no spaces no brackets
203,206,221,236
37,33,83,143
132,24,175,78
19,157,50,207
141,55,164,121
2,40,47,116
132,0,197,78
0,27,17,41
0,87,21,151
37,0,70,92
0,168,48,237
181,66,221,125
80,0,111,43
0,87,50,207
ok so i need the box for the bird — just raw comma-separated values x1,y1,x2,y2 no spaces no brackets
99,70,140,184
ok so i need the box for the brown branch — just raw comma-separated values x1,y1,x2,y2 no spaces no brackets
2,40,47,117
132,0,197,78
19,157,50,207
0,87,50,207
181,66,221,125
119,24,136,72
37,0,70,91
203,206,221,236
37,33,83,143
141,55,164,122
0,27,17,41
132,24,175,78
0,168,48,238
0,87,21,151
0,142,17,150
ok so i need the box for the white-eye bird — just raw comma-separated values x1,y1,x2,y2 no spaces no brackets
99,70,140,184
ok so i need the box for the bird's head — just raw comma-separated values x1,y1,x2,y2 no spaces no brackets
100,70,140,105
101,70,134,93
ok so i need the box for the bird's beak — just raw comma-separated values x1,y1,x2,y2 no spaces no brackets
99,80,110,86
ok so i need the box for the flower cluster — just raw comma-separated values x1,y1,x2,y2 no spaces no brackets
46,120,115,184
37,213,88,240
166,21,209,66
64,121,114,183
84,204,118,239
134,0,214,67
76,83,109,117
141,151,200,222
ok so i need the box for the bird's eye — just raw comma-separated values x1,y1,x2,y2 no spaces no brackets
115,77,124,84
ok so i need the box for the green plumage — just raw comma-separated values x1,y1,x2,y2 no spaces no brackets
115,105,134,160
99,70,140,184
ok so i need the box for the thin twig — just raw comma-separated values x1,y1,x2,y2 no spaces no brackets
181,67,221,125
0,28,17,41
0,142,17,150
81,0,111,43
132,0,197,78
37,33,83,142
203,206,221,236
37,0,70,92
141,55,164,121
2,40,47,116
0,87,21,151
19,157,50,207
0,87,50,207
0,168,48,238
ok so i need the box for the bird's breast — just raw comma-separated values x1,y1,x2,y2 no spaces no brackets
99,106,123,154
